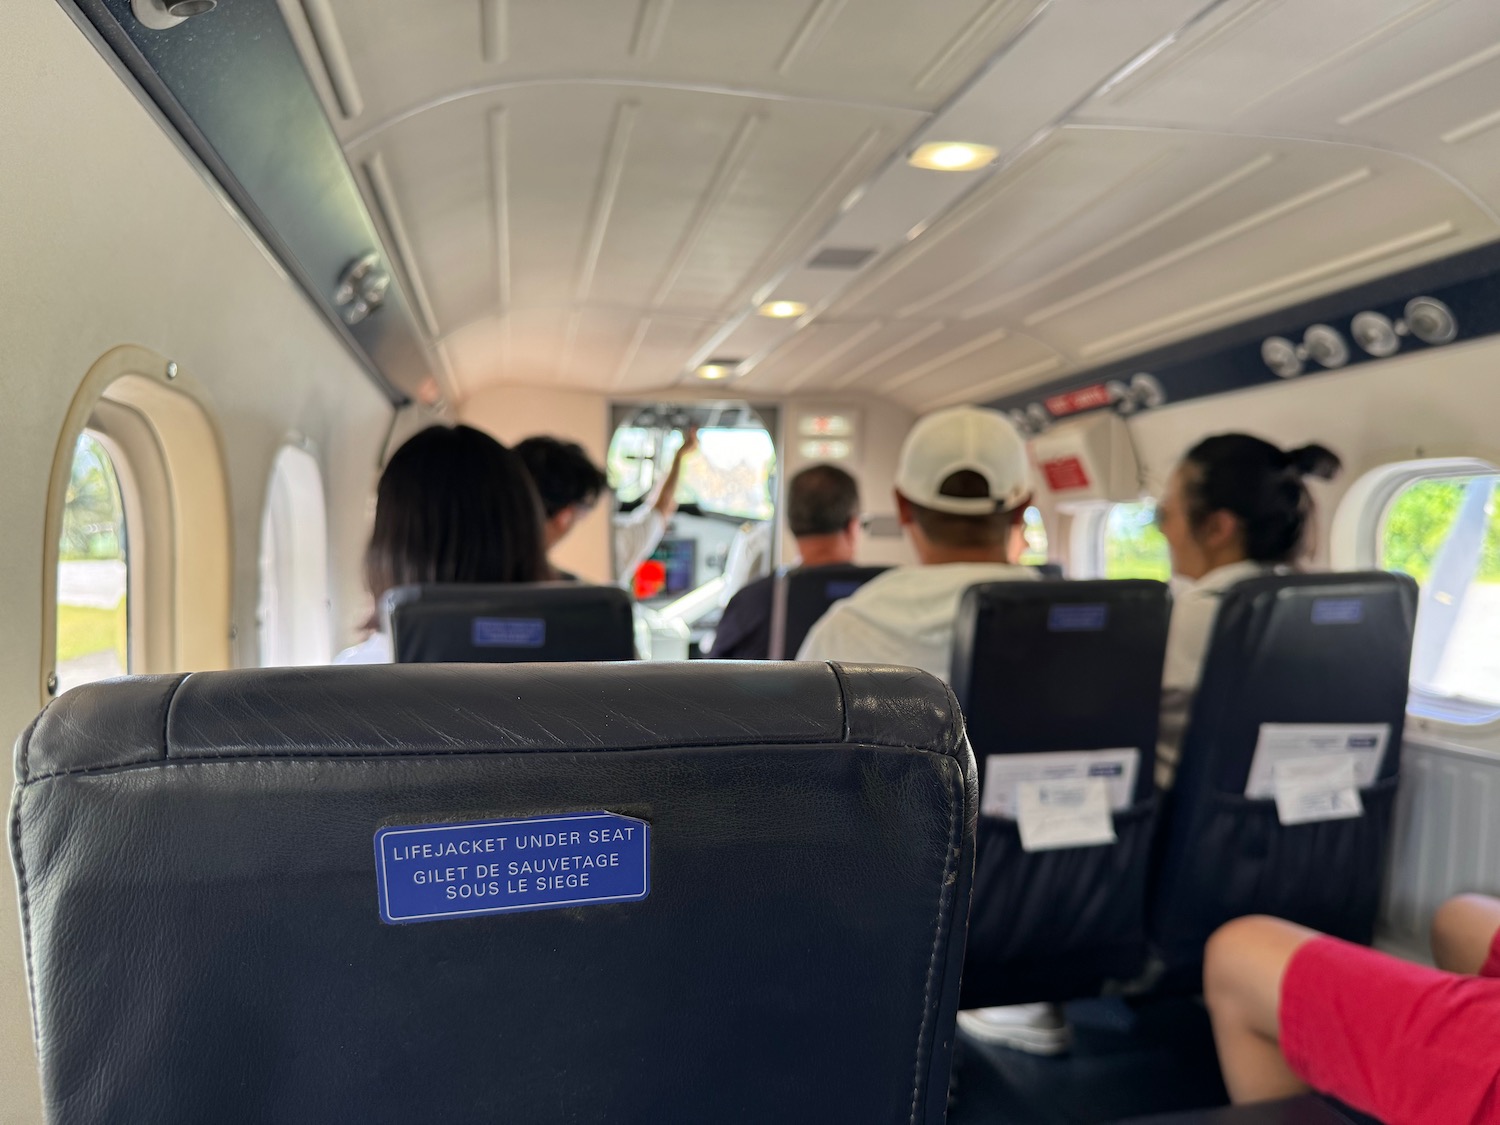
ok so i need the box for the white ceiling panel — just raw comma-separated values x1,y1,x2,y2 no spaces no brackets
284,0,1500,407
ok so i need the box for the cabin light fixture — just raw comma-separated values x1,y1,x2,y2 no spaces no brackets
695,359,741,381
1131,371,1166,409
334,252,391,325
757,300,807,319
907,142,999,172
1261,336,1303,379
1404,296,1457,346
1303,324,1350,369
1109,372,1168,415
1351,311,1401,358
132,0,216,29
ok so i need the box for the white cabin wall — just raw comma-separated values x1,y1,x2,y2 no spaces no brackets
0,5,394,1120
462,385,613,585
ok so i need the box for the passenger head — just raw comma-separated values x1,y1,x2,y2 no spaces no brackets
515,435,608,549
1157,433,1341,581
787,464,861,566
364,424,547,606
893,406,1032,564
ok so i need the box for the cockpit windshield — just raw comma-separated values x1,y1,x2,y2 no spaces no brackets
606,415,776,522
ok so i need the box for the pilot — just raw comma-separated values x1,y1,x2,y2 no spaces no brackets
613,425,698,587
1204,894,1500,1122
796,406,1063,1057
515,435,608,581
1153,434,1341,788
709,464,861,659
333,424,547,663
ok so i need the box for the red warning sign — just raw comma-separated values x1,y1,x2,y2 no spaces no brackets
1044,384,1112,418
1041,455,1091,492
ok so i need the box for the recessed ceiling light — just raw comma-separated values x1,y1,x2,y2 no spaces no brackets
695,360,738,381
757,300,807,319
908,142,999,172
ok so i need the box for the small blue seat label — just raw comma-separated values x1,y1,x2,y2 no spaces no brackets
374,811,650,924
471,617,546,648
1312,598,1364,625
825,580,864,600
1049,603,1109,632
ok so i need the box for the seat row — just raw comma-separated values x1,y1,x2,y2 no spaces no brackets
8,571,1414,1123
380,569,1417,1003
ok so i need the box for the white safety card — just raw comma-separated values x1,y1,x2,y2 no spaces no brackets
1244,724,1388,799
1271,754,1364,826
983,749,1138,853
1016,779,1117,852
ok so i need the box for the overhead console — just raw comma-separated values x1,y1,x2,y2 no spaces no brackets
990,237,1500,439
1028,412,1144,507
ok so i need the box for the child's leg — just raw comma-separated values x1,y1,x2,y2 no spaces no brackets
1202,915,1320,1104
1431,894,1500,977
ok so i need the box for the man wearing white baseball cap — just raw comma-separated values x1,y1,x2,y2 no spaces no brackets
798,404,1039,682
798,404,1070,1057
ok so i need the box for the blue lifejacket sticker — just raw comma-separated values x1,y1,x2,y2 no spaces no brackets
374,811,650,924
471,616,546,648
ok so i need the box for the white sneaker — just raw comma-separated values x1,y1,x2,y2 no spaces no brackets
956,1003,1072,1055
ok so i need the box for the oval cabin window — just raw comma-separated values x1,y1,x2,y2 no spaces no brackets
258,445,333,667
1018,505,1049,567
1381,471,1500,712
1102,500,1171,581
56,432,130,694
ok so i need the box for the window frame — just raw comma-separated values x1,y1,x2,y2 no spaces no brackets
43,346,232,703
1333,456,1500,727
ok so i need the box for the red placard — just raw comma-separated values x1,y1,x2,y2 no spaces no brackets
1041,455,1091,492
1044,384,1112,418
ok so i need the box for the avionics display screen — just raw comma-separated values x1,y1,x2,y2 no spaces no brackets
650,538,697,595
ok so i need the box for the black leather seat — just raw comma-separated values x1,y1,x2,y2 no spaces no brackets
768,563,890,658
384,582,635,663
950,579,1171,1006
11,662,975,1125
1151,572,1417,978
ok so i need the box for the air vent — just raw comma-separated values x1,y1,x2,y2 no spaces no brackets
807,246,877,270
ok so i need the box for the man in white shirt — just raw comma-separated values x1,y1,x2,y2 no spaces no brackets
798,404,1070,1056
613,426,697,586
798,405,1038,681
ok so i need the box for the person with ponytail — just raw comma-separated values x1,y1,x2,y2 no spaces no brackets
1153,434,1342,787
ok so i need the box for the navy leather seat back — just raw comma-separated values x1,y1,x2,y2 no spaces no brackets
11,663,975,1125
769,564,890,658
385,582,635,663
1151,572,1417,972
951,579,1171,1005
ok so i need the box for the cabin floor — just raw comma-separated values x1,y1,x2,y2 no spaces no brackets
949,995,1231,1124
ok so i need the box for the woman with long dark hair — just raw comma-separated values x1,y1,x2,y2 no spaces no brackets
1153,433,1342,787
335,424,547,663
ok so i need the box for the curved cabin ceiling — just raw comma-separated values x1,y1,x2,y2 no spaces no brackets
280,0,1500,409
